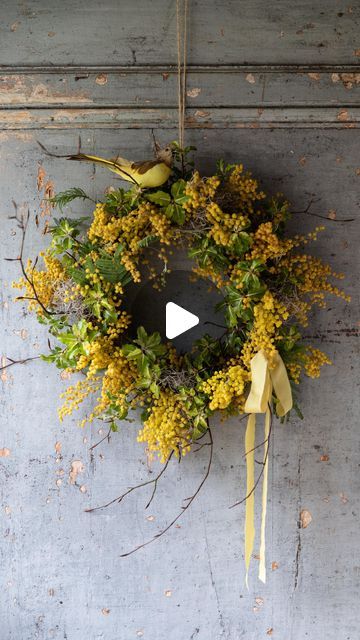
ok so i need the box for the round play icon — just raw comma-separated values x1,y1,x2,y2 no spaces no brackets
127,269,225,352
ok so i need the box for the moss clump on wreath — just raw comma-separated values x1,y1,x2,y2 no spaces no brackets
13,154,349,465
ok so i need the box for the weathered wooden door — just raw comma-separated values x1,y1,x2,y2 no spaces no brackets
1,2,359,638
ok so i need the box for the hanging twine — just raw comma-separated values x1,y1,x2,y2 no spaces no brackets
176,0,188,149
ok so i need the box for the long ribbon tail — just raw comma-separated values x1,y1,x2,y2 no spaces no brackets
244,413,256,589
258,407,271,583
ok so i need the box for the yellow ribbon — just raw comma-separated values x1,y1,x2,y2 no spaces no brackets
243,350,292,586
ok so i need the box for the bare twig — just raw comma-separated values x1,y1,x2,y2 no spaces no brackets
89,426,112,451
0,355,40,372
229,408,273,509
9,205,54,316
118,428,213,557
85,453,173,513
293,198,354,223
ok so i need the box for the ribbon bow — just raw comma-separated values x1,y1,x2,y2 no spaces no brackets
243,350,292,586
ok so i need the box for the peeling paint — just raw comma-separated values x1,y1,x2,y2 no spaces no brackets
187,87,201,98
0,76,92,106
245,73,256,84
1,356,8,383
300,509,312,528
194,110,210,118
13,328,28,340
69,460,85,484
37,165,46,191
95,73,108,85
337,109,350,122
308,72,320,81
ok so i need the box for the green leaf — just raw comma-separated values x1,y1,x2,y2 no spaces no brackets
164,203,175,219
96,256,132,285
230,232,252,256
171,179,189,204
146,191,171,206
171,203,185,225
122,344,142,359
138,235,157,248
48,188,92,212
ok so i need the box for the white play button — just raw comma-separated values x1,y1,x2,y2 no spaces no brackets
166,302,200,340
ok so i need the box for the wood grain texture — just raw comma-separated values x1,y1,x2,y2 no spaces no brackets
0,0,359,65
0,2,359,639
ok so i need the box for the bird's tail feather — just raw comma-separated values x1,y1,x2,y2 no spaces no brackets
68,153,127,170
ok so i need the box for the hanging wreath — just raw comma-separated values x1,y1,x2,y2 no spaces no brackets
7,144,349,582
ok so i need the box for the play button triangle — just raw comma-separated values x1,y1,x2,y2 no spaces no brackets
166,302,200,340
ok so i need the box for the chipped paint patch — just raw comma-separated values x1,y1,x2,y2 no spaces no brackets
308,72,320,81
101,608,110,616
300,509,312,528
69,460,85,484
245,73,256,84
337,109,350,122
55,442,62,454
187,87,201,98
10,21,20,32
13,328,28,340
95,73,108,86
37,165,46,191
0,75,92,106
0,447,11,457
40,181,55,217
194,110,210,118
1,356,8,383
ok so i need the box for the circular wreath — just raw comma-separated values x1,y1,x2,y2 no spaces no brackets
11,146,349,566
13,149,349,460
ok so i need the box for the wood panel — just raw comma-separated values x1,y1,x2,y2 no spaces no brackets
0,0,360,66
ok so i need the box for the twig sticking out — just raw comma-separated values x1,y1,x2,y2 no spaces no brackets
294,198,354,222
229,408,273,509
85,452,174,513
6,204,54,316
0,355,40,372
119,428,213,557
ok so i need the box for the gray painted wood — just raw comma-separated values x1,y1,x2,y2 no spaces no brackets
0,0,360,66
0,2,359,639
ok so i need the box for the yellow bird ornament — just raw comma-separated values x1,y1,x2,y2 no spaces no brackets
67,145,173,189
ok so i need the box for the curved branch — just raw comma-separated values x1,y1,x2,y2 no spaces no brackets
229,408,273,509
119,428,213,558
0,355,40,372
85,452,173,513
